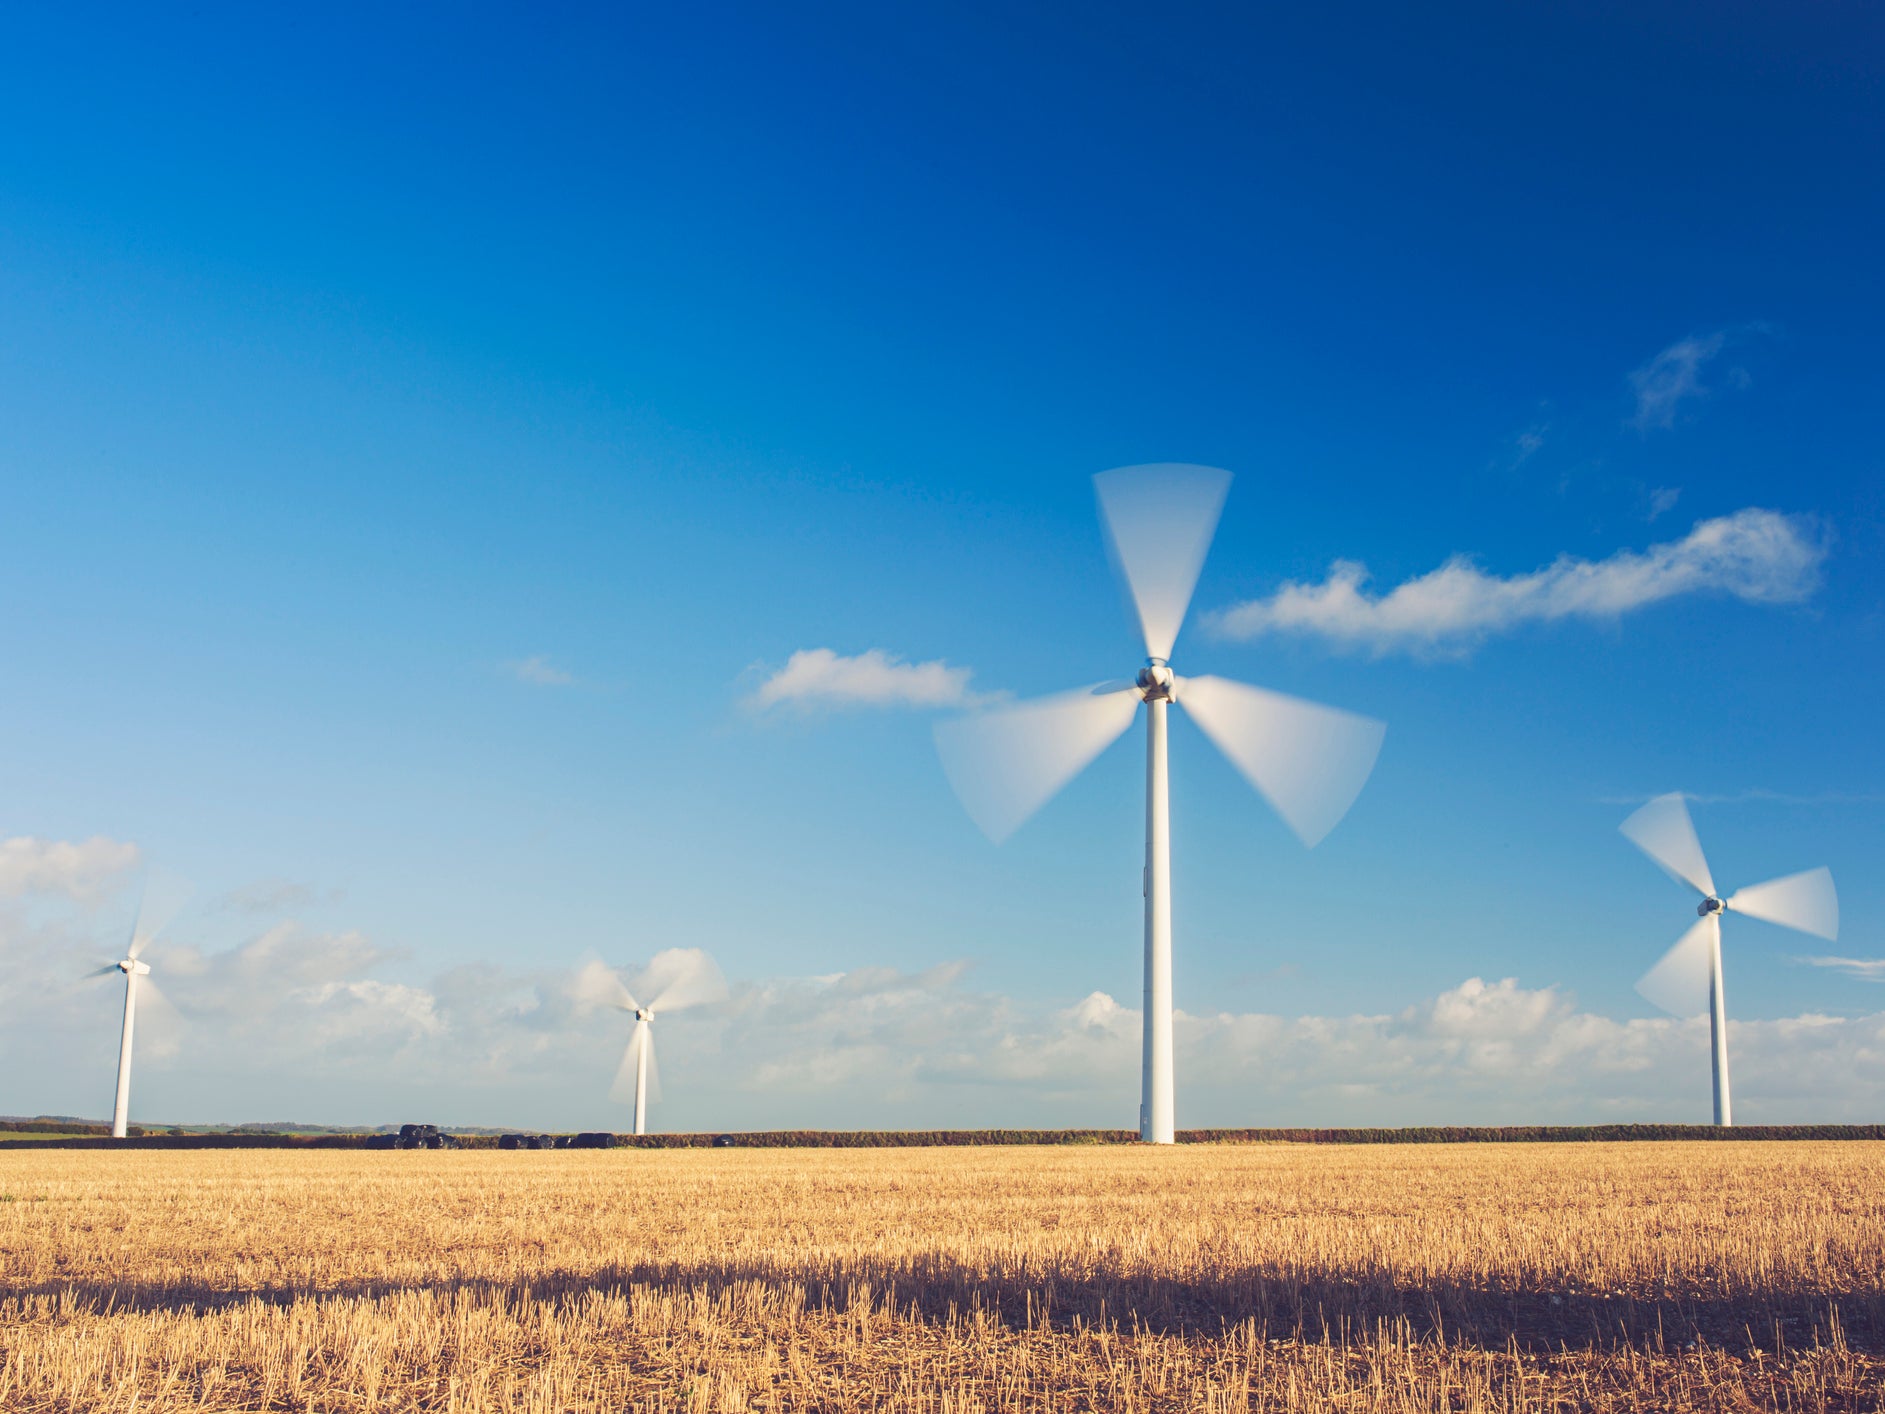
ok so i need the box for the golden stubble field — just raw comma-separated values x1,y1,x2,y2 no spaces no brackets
1,1142,1880,1412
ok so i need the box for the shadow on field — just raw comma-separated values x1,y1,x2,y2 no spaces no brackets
15,1260,1880,1355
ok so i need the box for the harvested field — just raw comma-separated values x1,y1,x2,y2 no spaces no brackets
1,1142,1879,1411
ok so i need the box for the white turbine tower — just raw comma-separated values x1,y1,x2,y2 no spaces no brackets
935,464,1385,1144
84,871,191,1139
1620,792,1839,1127
577,949,728,1135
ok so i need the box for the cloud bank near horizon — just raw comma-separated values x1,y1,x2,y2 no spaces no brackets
4,842,1879,1130
1207,510,1824,658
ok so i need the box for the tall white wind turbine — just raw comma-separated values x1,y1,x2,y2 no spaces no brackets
577,949,728,1135
84,871,191,1139
935,465,1385,1144
1620,792,1839,1126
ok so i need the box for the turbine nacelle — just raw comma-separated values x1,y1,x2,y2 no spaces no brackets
1136,661,1176,702
118,959,152,976
1697,896,1726,918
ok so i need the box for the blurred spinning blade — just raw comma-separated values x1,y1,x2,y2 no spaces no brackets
1619,794,1715,898
1636,914,1719,1016
574,958,638,1013
1727,866,1839,941
934,684,1143,843
609,1018,662,1104
127,867,193,960
1093,464,1231,662
609,1020,646,1103
136,976,188,1057
644,948,730,1014
1176,675,1386,847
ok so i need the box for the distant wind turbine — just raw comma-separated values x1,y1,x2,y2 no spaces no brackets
1620,792,1839,1126
935,464,1385,1143
84,871,191,1138
577,949,728,1134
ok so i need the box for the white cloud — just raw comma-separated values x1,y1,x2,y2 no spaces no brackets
1629,332,1726,431
1798,956,1885,983
750,648,989,711
1647,487,1681,521
1208,509,1825,658
504,655,574,686
149,923,450,1061
0,836,139,901
300,980,445,1043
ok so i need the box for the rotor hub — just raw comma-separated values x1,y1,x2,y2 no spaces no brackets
1136,660,1175,702
1698,896,1725,917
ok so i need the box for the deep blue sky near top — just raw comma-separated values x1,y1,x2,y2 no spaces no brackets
1,4,1881,1125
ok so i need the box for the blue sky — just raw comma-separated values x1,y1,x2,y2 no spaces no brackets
1,3,1880,1130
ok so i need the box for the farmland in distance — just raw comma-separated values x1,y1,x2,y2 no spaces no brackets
1,1142,1879,1411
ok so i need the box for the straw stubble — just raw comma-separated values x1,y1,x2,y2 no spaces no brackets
1,1141,1879,1410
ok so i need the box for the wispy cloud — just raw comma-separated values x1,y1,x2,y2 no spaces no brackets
504,655,574,686
1629,331,1727,431
750,648,991,711
1507,421,1549,470
1798,957,1885,983
1646,487,1681,522
0,836,139,902
215,880,344,916
1207,509,1825,658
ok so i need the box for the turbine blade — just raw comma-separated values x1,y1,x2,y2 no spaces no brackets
1618,794,1715,897
608,1024,644,1104
128,867,193,960
1727,866,1839,941
1176,674,1384,847
934,684,1141,843
83,963,121,980
645,1026,663,1105
136,977,187,1057
1093,463,1232,662
575,958,638,1014
645,948,729,1014
1636,914,1718,1017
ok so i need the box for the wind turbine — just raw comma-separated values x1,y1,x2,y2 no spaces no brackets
84,871,191,1138
1619,792,1839,1126
934,464,1385,1144
576,949,728,1135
